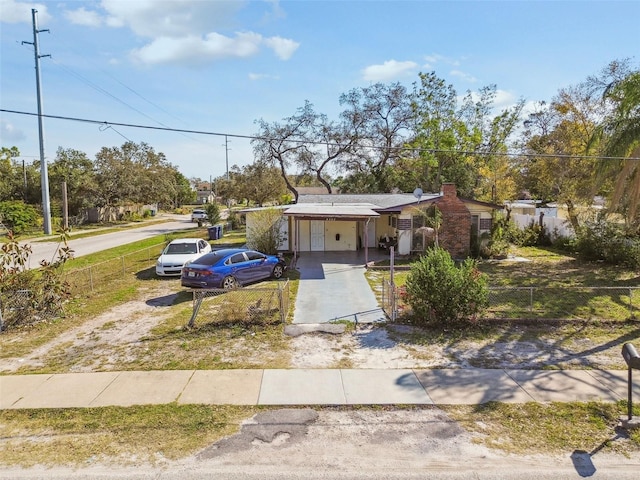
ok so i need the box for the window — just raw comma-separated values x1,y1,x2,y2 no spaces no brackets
229,253,246,264
245,251,265,260
479,218,492,231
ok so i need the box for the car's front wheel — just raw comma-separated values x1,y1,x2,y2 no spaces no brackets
222,276,238,289
272,264,284,279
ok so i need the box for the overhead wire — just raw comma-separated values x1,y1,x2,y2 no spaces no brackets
2,108,639,162
25,34,211,147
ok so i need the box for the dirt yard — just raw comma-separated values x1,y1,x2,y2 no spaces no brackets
1,277,632,374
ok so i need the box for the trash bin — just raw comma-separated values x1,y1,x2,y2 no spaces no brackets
217,224,223,238
207,226,218,240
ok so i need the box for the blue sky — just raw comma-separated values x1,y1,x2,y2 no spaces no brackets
1,0,639,181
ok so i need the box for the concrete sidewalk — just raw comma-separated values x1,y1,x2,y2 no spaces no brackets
2,368,638,409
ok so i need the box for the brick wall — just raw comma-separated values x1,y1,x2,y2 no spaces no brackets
435,184,471,258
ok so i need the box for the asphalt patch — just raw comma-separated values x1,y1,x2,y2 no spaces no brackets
197,408,319,459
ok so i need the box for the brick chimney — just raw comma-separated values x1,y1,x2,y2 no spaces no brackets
442,183,457,198
435,183,471,257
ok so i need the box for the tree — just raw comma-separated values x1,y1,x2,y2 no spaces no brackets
204,202,221,226
589,61,640,227
93,143,139,206
49,147,97,216
409,74,524,200
93,141,186,209
518,82,606,230
235,162,288,206
337,83,413,193
0,147,21,200
0,147,40,203
253,101,351,201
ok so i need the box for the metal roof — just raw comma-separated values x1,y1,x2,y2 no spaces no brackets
297,193,441,210
283,203,380,218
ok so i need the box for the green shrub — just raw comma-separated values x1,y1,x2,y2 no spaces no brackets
204,203,221,226
245,208,284,255
404,247,488,327
227,210,241,230
572,220,640,268
0,200,40,234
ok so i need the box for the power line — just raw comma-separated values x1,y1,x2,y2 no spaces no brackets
2,108,639,161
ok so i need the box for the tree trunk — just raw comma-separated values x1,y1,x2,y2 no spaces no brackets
565,199,580,231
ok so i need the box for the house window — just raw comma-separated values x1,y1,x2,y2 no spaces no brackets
479,218,492,231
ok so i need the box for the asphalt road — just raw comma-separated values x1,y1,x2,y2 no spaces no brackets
21,214,197,268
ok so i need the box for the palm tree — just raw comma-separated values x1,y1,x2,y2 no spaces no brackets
596,70,640,226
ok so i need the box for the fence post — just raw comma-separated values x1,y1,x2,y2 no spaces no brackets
187,291,204,328
528,287,533,313
279,282,285,324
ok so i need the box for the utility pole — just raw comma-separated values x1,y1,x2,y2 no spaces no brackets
223,135,230,180
22,9,52,235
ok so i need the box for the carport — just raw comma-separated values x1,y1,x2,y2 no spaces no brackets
283,204,380,265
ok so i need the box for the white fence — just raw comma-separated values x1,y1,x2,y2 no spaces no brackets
512,213,574,239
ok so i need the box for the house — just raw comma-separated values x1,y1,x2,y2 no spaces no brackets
243,184,500,259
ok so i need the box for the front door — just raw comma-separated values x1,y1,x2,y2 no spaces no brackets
310,220,325,251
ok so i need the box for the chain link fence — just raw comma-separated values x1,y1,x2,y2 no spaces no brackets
381,280,640,322
187,280,290,328
0,288,63,330
62,243,166,294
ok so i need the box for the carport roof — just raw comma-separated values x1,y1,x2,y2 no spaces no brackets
283,203,380,220
297,193,441,211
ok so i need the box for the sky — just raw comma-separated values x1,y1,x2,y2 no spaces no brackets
1,0,639,182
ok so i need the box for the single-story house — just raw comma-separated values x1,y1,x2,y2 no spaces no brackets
244,184,500,260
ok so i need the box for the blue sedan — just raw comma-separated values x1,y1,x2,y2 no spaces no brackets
181,248,287,289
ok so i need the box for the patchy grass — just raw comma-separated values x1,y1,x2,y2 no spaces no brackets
0,404,259,467
128,313,291,371
1,403,638,467
443,401,640,456
0,279,142,361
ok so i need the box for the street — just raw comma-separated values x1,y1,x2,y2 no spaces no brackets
21,214,196,268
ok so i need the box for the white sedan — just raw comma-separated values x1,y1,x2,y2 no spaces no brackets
155,238,212,276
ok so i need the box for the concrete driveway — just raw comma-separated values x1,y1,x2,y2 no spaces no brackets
292,250,389,324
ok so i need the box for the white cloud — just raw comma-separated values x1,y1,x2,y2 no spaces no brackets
93,1,299,66
100,0,245,37
494,89,518,109
131,31,264,66
450,69,477,83
0,0,51,24
362,60,418,82
65,7,102,27
0,119,26,142
263,36,299,60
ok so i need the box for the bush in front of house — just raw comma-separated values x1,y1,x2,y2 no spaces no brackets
245,208,284,255
404,247,488,327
